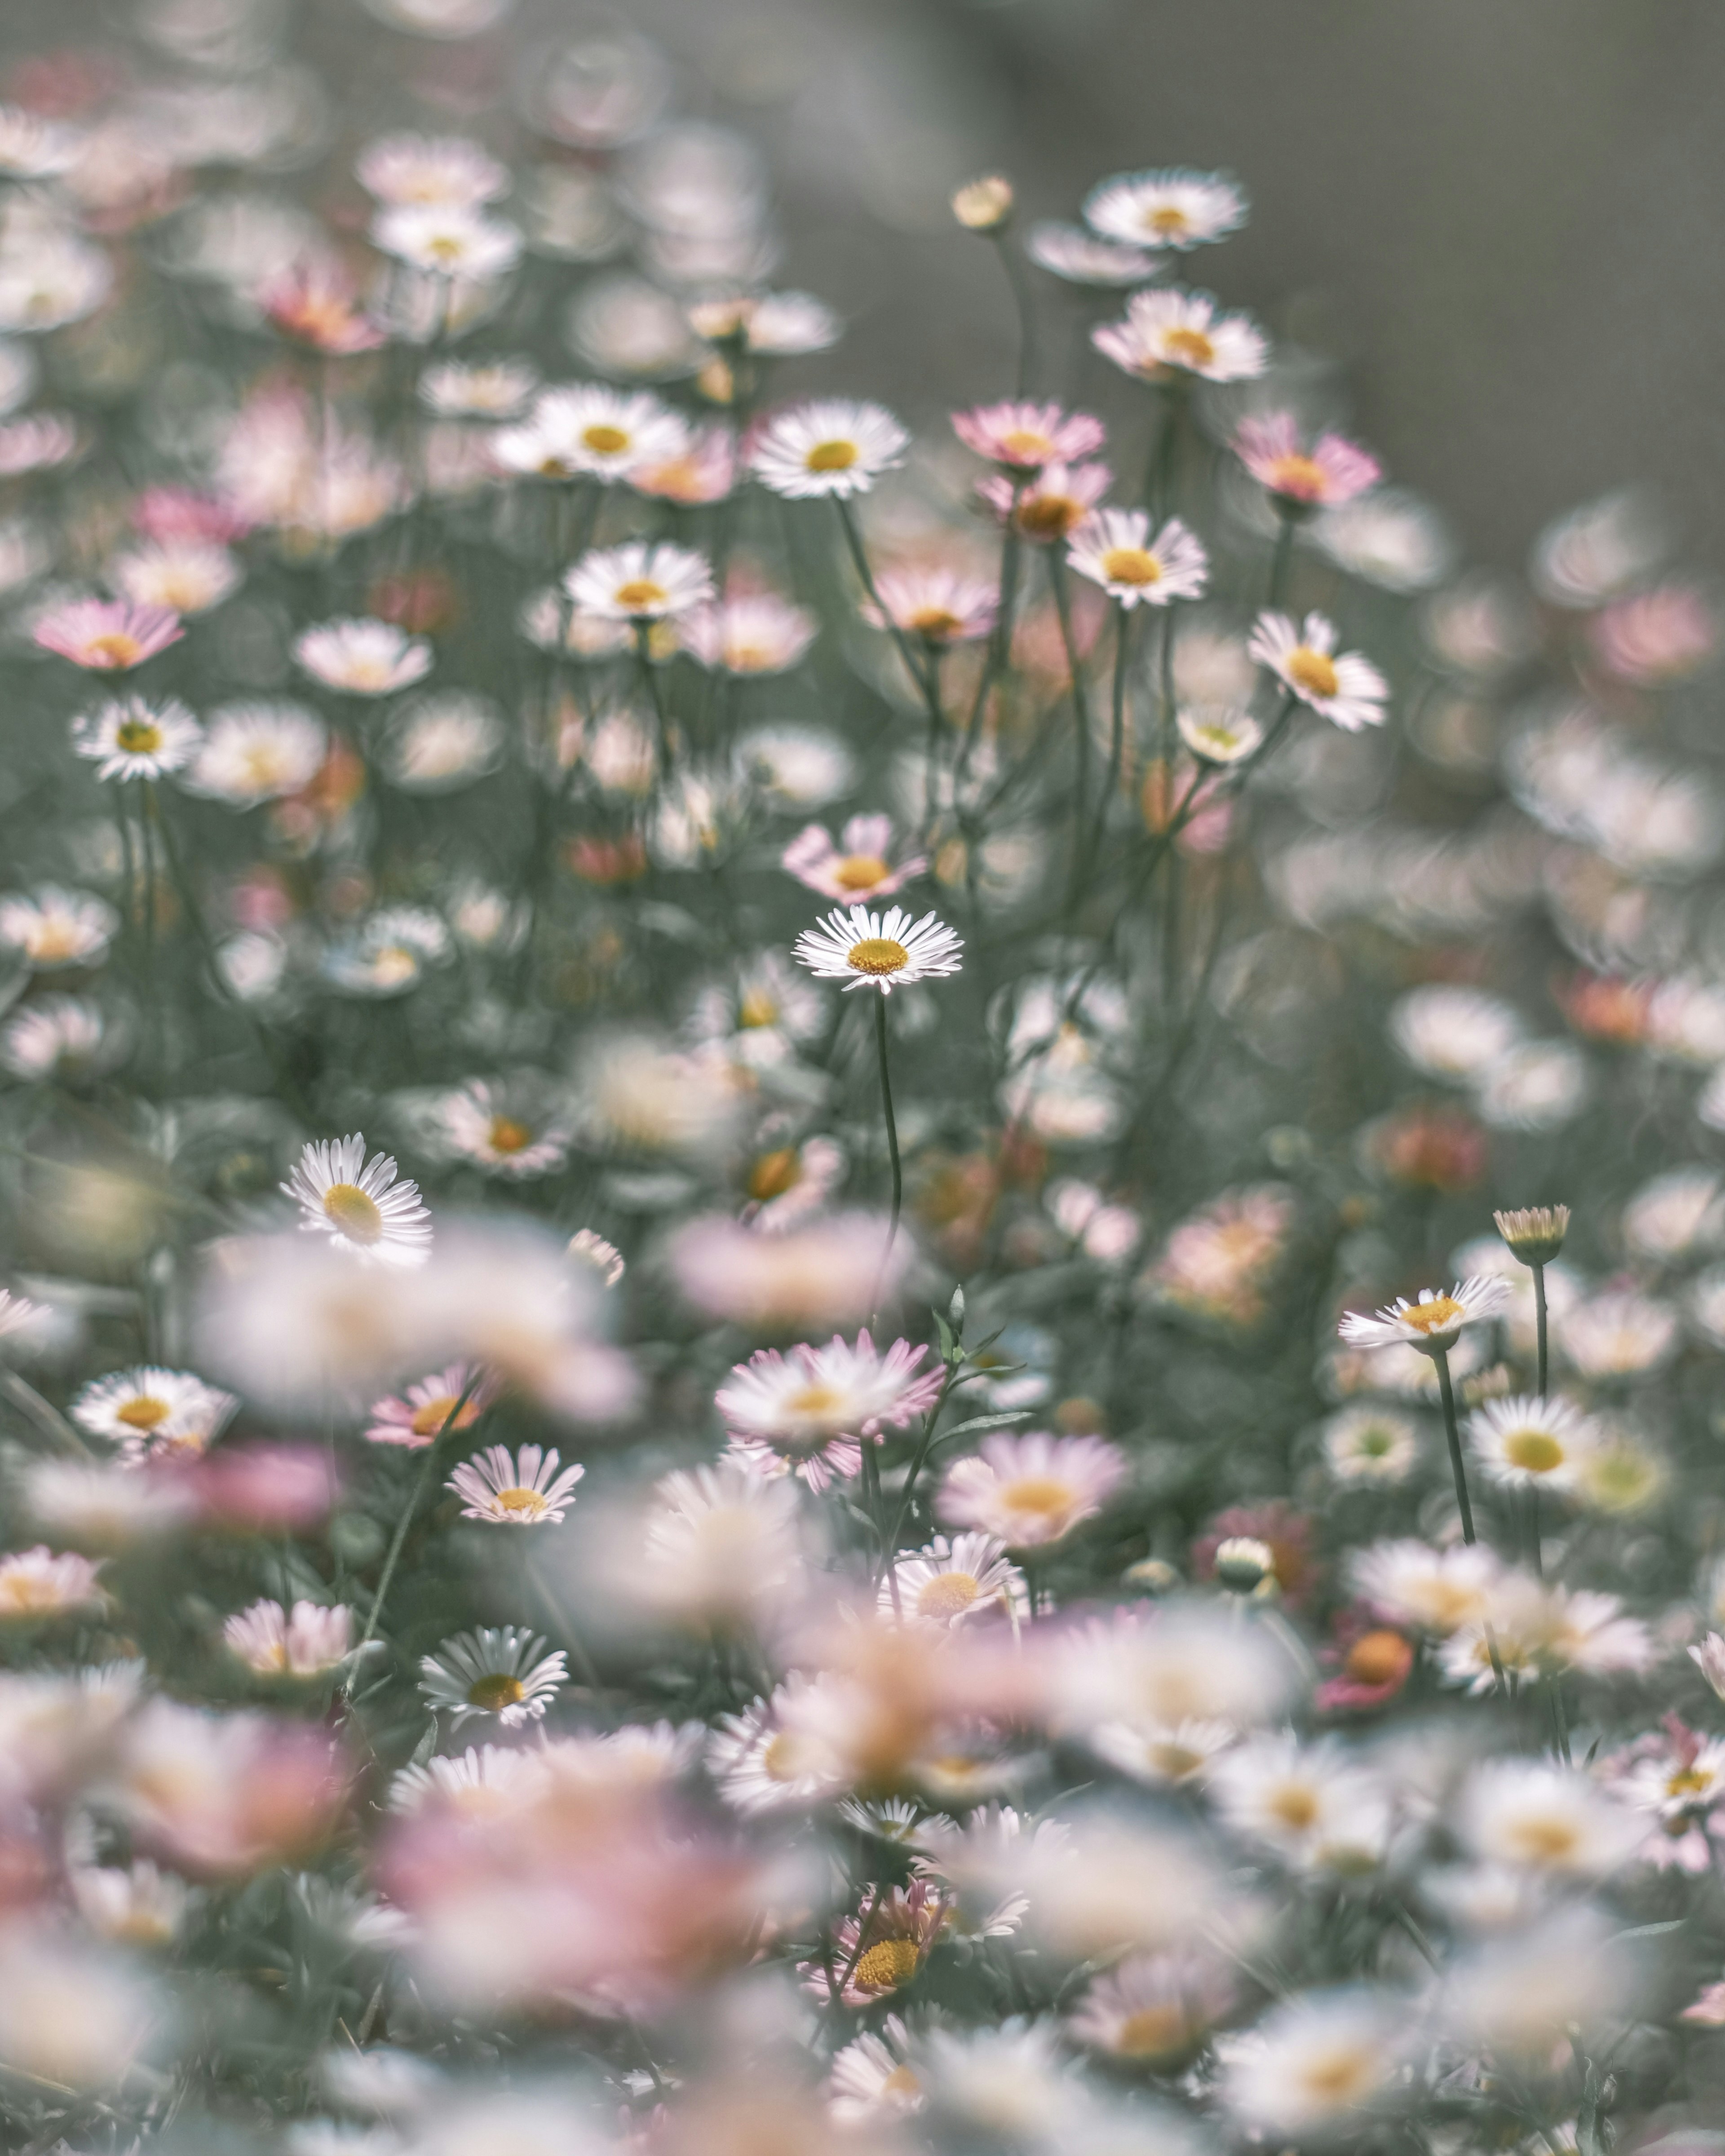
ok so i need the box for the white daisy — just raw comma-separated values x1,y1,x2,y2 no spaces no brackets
0,1288,46,1342
564,540,714,623
420,357,538,417
293,618,433,697
1092,286,1268,384
0,887,118,970
749,398,909,500
567,1228,625,1289
716,1330,944,1489
1084,167,1248,251
1066,508,1208,608
111,539,242,617
827,2019,923,2121
0,995,114,1080
1248,609,1388,732
70,696,203,782
356,133,510,208
1089,1718,1238,1787
185,702,328,807
371,204,522,280
937,1430,1128,1548
1217,1988,1405,2137
281,1134,433,1266
1025,220,1160,287
1457,1760,1642,1880
792,902,963,996
1389,985,1524,1082
879,1533,1029,1629
223,1598,355,1677
70,1366,236,1461
1337,1275,1510,1352
689,289,841,355
1468,1395,1599,1493
708,1681,849,1814
383,692,504,791
492,383,689,483
1320,1405,1421,1486
447,1442,584,1525
321,907,452,998
388,1742,551,1819
418,1626,566,1727
1176,704,1263,765
426,1078,571,1177
0,1546,106,1618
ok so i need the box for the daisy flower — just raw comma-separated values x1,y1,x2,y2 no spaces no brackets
633,424,737,506
293,618,433,697
0,1546,106,1619
384,692,504,791
33,597,184,672
1247,610,1388,731
418,1626,566,1727
1025,220,1160,286
365,1362,495,1448
371,204,522,280
1067,509,1208,607
223,1598,355,1677
879,1533,1028,1628
708,1682,850,1814
827,2021,923,2121
937,1430,1128,1547
952,400,1106,470
321,906,452,998
1234,412,1381,508
1068,1948,1236,2064
564,540,714,623
1089,1718,1238,1788
867,565,999,645
979,459,1111,541
1389,985,1523,1081
680,591,817,675
420,357,538,417
749,398,909,500
356,132,510,208
426,1078,571,1177
70,1367,237,1462
0,1289,45,1342
111,539,243,615
257,260,386,358
1338,1275,1510,1353
792,903,963,996
1458,1760,1642,1880
1321,1405,1421,1486
0,995,114,1081
1468,1395,1599,1492
70,696,203,782
951,175,1014,230
1560,1288,1681,1380
388,1743,551,1819
1495,1204,1571,1267
782,815,926,903
1176,705,1262,765
447,1442,584,1524
0,886,118,970
1217,1989,1404,2138
806,1880,950,2008
492,383,689,484
689,288,841,355
717,1330,944,1490
1084,167,1248,250
1092,287,1267,385
282,1134,433,1266
567,1229,626,1289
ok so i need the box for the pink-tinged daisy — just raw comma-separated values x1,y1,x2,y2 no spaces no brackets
0,1545,106,1619
356,132,510,208
1067,1948,1237,2064
793,903,963,996
979,459,1111,541
782,814,925,903
866,565,999,645
632,424,737,506
1067,509,1208,608
952,399,1106,471
111,539,243,616
1026,220,1162,287
426,1078,572,1178
1248,609,1388,731
680,590,816,674
688,289,842,355
1234,413,1381,509
0,412,80,475
365,1362,496,1448
1590,583,1716,686
827,2019,923,2121
716,1330,944,1490
749,398,909,501
0,886,118,970
708,1681,850,1814
133,488,251,546
223,1597,355,1676
447,1442,584,1524
70,697,203,783
492,384,690,484
565,540,714,623
1337,1275,1511,1353
1084,167,1248,251
804,1880,951,2008
257,259,387,357
33,597,183,672
937,1430,1128,1547
1092,287,1267,385
293,618,433,697
879,1533,1028,1628
282,1134,433,1266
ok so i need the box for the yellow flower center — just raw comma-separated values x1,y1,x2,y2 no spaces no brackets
369,945,419,988
833,853,891,891
1301,2051,1376,2102
748,1148,802,1201
1266,1784,1320,1831
882,2066,921,2098
467,1673,525,1711
1148,1742,1205,1780
1266,453,1328,499
915,1571,980,1620
614,579,668,613
116,719,162,754
907,605,963,639
851,1937,920,1992
1147,205,1191,237
1115,2004,1190,2059
1100,546,1162,587
1186,720,1243,758
1669,1766,1710,1797
322,1182,384,1244
846,936,910,976
241,744,292,788
1401,1294,1463,1336
581,423,631,454
115,1396,171,1431
409,1393,479,1438
1503,1428,1565,1476
1160,327,1215,369
487,1115,533,1155
761,1732,814,1783
88,633,145,667
492,1486,547,1515
1019,491,1084,538
787,1383,845,1421
424,234,465,265
1510,1816,1580,1864
31,921,84,963
1002,1476,1073,1516
738,988,780,1029
805,438,858,472
999,428,1055,463
1286,646,1341,699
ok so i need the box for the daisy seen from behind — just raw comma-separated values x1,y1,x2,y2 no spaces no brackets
282,1134,433,1266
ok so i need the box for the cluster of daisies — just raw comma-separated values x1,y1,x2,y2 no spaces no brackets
0,7,1722,2156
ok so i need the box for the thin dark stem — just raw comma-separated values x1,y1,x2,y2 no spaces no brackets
1533,1262,1549,1398
957,510,1024,781
834,497,933,705
1158,605,1180,1015
1431,1345,1476,1545
991,229,1038,396
874,993,902,1250
1087,605,1132,866
1268,511,1296,610
636,624,674,783
920,646,945,841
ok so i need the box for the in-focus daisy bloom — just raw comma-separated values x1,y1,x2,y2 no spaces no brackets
418,1625,567,1726
372,204,522,280
1067,509,1208,608
282,1134,433,1266
868,565,999,645
794,902,963,996
1084,167,1248,250
364,1362,495,1448
223,1598,355,1677
565,540,714,623
186,702,328,807
357,132,510,208
1468,1394,1598,1492
783,815,925,903
810,1880,951,2007
1338,1275,1510,1353
1217,1988,1404,2138
33,597,184,672
749,398,909,500
493,383,689,484
1177,704,1263,766
70,696,203,782
979,459,1112,540
293,618,433,696
447,1442,584,1524
716,1330,944,1489
1092,287,1268,384
1235,413,1382,509
1248,610,1389,731
952,400,1106,470
1494,1203,1571,1266
938,1430,1128,1547
880,1533,1028,1628
681,591,816,675
111,539,243,615
0,1546,105,1619
70,1366,236,1461
0,886,119,970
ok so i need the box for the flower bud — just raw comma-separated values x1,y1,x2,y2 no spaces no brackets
1493,1203,1571,1266
1212,1536,1277,1596
951,175,1014,233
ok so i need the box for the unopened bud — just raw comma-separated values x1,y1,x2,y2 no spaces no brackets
1212,1536,1277,1597
1493,1203,1570,1267
952,175,1014,233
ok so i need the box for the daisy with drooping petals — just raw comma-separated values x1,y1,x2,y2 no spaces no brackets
938,1430,1128,1548
357,133,510,208
979,459,1112,541
565,540,714,623
0,887,118,970
749,398,909,500
70,1367,236,1462
293,618,433,697
1084,167,1248,251
71,697,203,782
681,591,816,675
1067,509,1208,607
364,1363,495,1448
782,815,925,903
223,1598,355,1677
33,598,184,672
1026,220,1160,287
184,702,328,807
447,1442,584,1524
866,565,999,645
793,903,963,996
1468,1394,1599,1493
1092,287,1267,385
879,1533,1029,1628
717,1330,944,1490
492,383,689,484
1248,610,1388,732
1177,705,1263,766
952,400,1106,470
1234,413,1382,509
282,1134,433,1266
1338,1275,1510,1352
418,1625,566,1727
0,1545,106,1619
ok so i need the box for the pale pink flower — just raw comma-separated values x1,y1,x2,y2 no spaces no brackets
866,564,999,645
257,258,387,356
117,1699,349,1877
781,814,925,903
681,590,816,674
716,1330,944,1490
1590,583,1716,685
365,1362,497,1448
1234,412,1381,508
33,597,183,672
668,1213,910,1334
293,617,433,696
938,1430,1128,1547
952,399,1106,470
1092,287,1267,384
979,459,1111,541
802,1880,951,2008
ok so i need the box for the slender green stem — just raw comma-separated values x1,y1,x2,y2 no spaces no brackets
1158,605,1181,1015
1268,511,1296,610
877,1361,962,1577
834,497,933,706
1532,1261,1549,1398
1430,1344,1476,1545
957,506,1024,781
0,1366,94,1458
139,783,160,1088
873,993,902,1250
1087,605,1133,867
636,623,675,783
920,646,945,841
991,228,1037,396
